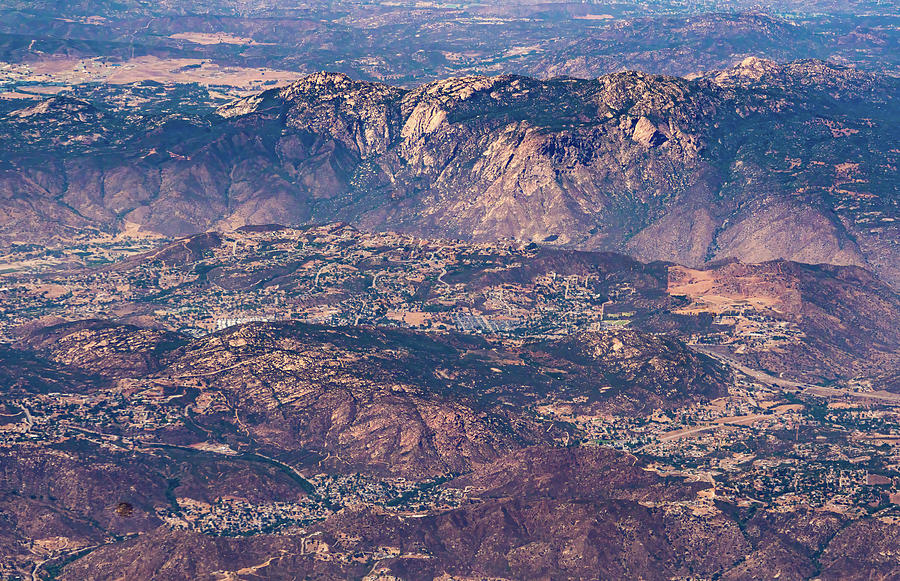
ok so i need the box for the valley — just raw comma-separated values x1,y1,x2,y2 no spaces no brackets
0,225,898,578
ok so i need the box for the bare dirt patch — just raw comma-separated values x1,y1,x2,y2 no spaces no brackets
23,56,305,95
169,32,274,46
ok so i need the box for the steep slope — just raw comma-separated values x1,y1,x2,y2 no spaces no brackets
669,259,900,381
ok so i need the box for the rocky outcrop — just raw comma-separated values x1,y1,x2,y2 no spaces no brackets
9,96,101,122
631,116,668,147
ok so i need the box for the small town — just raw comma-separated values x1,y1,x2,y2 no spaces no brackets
0,224,812,352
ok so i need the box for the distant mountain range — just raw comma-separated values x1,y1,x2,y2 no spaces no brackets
2,58,896,287
2,5,897,82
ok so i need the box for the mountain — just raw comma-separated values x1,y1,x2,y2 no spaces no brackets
2,4,898,84
0,239,897,578
22,319,189,378
21,319,729,477
1,59,897,287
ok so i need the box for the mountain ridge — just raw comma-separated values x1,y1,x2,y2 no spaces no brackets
1,58,897,287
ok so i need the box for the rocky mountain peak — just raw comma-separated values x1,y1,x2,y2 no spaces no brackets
705,56,780,87
278,71,396,101
410,75,505,104
216,72,405,120
232,72,410,158
736,56,779,76
9,96,101,122
707,57,882,99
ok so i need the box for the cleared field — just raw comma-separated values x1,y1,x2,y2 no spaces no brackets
667,264,794,315
21,56,305,94
169,32,274,46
